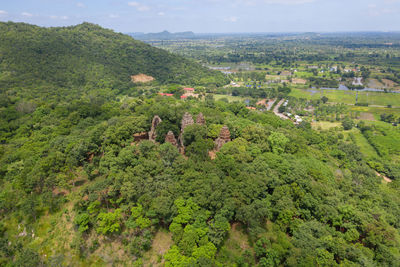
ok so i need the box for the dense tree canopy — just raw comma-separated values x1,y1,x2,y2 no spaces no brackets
1,92,400,265
0,22,399,267
0,21,228,101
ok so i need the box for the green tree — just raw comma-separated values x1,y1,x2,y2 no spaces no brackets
74,213,90,233
268,132,289,154
96,209,122,235
183,124,207,147
342,117,355,130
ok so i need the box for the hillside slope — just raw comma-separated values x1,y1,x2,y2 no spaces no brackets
1,22,400,267
0,22,227,95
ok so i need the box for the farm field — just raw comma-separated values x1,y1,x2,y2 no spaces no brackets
289,88,400,107
349,106,400,119
361,120,400,158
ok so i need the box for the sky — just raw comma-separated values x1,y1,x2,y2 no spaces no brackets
0,0,400,33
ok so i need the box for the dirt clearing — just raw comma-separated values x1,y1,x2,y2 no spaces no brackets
292,78,307,85
131,74,155,83
359,112,375,121
382,79,397,88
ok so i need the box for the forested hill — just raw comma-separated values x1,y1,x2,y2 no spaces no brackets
1,22,400,267
129,30,196,40
0,22,227,97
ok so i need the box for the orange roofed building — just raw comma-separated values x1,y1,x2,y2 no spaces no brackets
181,87,199,99
159,93,174,96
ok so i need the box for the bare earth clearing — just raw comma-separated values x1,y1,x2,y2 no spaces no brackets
368,78,385,89
292,78,307,85
359,112,375,121
131,74,155,83
382,78,397,88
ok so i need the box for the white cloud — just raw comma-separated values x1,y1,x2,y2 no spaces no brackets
50,15,69,20
158,12,165,16
138,6,150,11
21,12,33,17
0,10,7,15
77,2,85,8
128,1,139,6
128,1,150,11
109,14,120,18
224,16,238,22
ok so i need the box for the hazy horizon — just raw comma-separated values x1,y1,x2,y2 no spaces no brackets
129,30,400,34
1,0,400,33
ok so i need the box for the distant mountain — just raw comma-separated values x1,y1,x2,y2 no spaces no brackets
129,30,196,40
0,22,227,99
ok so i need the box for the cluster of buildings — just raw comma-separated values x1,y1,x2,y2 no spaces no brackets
285,112,303,124
158,87,199,99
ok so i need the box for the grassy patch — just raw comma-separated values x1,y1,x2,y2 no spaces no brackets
216,223,254,266
142,230,173,266
214,94,245,102
312,121,342,131
349,128,379,159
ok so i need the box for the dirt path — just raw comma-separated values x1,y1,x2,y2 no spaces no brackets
375,171,392,183
273,99,289,120
256,98,276,111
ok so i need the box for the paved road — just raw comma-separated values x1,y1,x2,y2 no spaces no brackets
273,99,289,120
266,99,276,111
